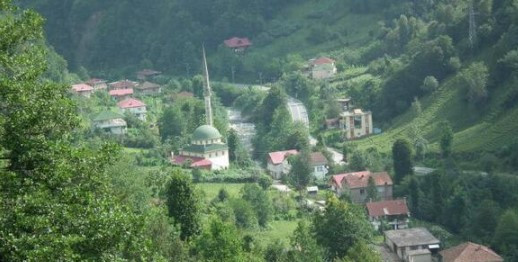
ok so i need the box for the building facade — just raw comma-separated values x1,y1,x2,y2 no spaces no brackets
267,150,299,179
117,98,147,121
339,109,373,140
93,111,127,135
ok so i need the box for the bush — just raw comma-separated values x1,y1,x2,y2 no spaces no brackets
421,76,439,93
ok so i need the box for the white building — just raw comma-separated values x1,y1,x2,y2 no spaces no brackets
117,98,147,121
309,152,329,180
93,111,127,135
267,150,299,179
309,57,337,80
172,125,229,171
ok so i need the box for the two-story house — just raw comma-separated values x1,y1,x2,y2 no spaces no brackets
366,199,410,230
309,152,329,180
85,78,108,91
135,81,161,95
117,98,147,121
267,150,299,179
330,171,393,204
309,57,337,80
338,109,373,140
109,88,134,100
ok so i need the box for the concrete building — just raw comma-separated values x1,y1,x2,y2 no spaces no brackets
172,125,229,170
308,57,337,80
117,98,147,121
135,81,161,95
93,111,127,135
339,109,373,140
330,171,393,204
384,228,440,262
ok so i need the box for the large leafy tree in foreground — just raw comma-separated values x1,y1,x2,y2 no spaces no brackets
0,1,150,260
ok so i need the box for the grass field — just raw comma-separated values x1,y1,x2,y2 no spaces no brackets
243,219,300,245
196,183,246,202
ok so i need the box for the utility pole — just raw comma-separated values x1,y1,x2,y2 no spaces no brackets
258,72,263,85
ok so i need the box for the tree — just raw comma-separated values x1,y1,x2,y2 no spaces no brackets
195,218,245,262
392,139,413,185
165,169,201,240
493,210,518,255
461,62,489,105
408,177,420,217
421,76,439,93
159,106,185,141
289,150,313,194
288,220,324,262
230,198,258,229
349,151,368,171
241,184,273,227
313,195,372,259
440,121,454,158
342,241,381,262
258,85,286,131
0,3,152,260
227,128,239,162
366,176,379,202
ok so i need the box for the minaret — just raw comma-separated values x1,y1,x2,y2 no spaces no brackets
202,45,213,126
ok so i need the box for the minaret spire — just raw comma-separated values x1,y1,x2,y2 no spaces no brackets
202,45,213,126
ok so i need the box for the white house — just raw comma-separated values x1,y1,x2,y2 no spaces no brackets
93,111,127,135
117,98,147,121
171,125,229,171
267,150,299,179
309,57,337,80
309,152,329,180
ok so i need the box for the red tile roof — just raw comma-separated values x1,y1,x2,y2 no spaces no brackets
171,155,212,169
331,171,392,189
343,171,392,189
109,80,137,89
109,88,134,97
117,98,145,109
366,199,409,218
330,174,348,189
440,242,503,262
71,83,93,92
224,37,252,48
268,150,299,165
309,152,328,166
311,57,335,65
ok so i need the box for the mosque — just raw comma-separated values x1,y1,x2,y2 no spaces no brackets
171,47,229,170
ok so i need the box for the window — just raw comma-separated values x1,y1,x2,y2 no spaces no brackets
360,189,365,195
354,116,362,129
316,166,324,172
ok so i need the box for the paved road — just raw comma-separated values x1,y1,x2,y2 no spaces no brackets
286,97,344,164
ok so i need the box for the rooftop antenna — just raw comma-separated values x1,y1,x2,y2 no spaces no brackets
202,45,213,126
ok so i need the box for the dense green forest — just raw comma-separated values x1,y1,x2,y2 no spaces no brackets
3,0,518,261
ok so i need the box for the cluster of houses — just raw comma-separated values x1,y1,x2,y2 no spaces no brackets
266,149,329,180
326,171,503,262
70,69,163,135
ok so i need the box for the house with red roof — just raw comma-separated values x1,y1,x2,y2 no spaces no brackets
85,78,108,91
267,150,299,179
109,80,138,90
117,98,147,121
440,242,503,262
109,88,134,100
366,199,409,230
224,37,252,52
329,171,393,204
71,83,94,97
307,56,337,80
